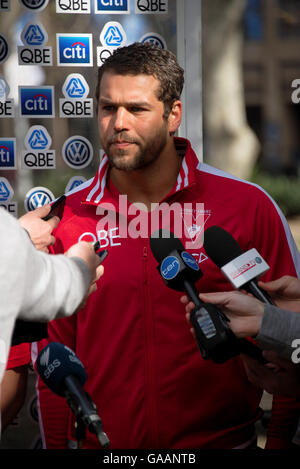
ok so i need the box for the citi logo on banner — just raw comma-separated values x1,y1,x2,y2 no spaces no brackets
57,34,93,66
19,86,55,118
0,138,16,169
95,0,130,14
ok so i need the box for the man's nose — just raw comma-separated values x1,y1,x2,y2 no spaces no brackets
113,107,129,132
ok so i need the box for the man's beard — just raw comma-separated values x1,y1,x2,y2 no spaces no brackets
103,125,168,172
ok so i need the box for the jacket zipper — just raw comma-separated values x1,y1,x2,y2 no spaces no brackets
142,244,159,448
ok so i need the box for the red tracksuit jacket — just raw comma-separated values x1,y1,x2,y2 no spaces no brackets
34,137,300,449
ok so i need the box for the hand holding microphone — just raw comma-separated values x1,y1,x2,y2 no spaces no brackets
150,229,265,364
203,225,273,304
258,276,300,313
182,290,265,338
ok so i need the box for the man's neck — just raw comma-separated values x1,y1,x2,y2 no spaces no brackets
109,140,182,211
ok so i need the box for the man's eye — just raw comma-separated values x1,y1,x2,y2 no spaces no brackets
102,105,115,111
130,107,145,113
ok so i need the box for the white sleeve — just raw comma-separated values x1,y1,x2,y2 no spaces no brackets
0,209,90,371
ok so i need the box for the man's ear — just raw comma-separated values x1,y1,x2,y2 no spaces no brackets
168,100,182,134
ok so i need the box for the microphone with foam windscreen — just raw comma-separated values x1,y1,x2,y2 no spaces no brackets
36,342,109,448
150,229,267,364
203,226,273,304
150,229,243,363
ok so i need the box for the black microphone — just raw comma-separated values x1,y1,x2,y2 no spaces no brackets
150,229,244,363
150,229,267,364
203,226,273,304
36,342,109,448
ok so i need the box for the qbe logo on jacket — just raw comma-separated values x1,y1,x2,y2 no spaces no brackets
19,86,55,118
56,34,93,66
0,138,16,169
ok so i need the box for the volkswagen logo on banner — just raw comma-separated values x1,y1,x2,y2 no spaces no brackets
24,186,55,212
0,34,9,64
62,136,93,169
19,0,49,11
139,32,167,49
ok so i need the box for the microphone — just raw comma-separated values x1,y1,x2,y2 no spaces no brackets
150,229,266,364
36,342,110,448
203,226,273,304
150,230,244,363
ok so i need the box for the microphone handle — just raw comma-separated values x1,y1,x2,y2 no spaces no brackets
183,280,203,308
64,376,110,448
244,280,274,305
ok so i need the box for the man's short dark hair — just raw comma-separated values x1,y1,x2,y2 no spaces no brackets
95,42,184,118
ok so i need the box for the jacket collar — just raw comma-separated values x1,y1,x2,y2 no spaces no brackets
82,137,198,207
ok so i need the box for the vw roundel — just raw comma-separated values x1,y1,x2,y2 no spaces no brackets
19,86,54,117
62,135,93,169
24,186,55,212
57,33,93,67
160,256,180,281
